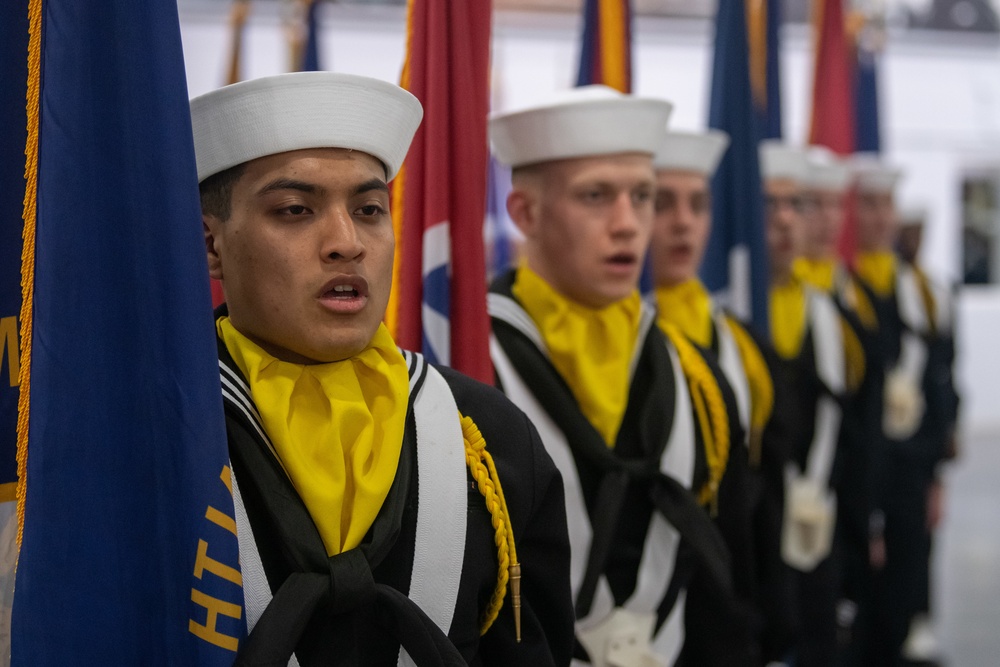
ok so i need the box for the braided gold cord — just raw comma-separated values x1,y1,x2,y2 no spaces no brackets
725,317,774,468
17,0,44,548
840,317,866,394
460,413,519,638
663,325,730,512
846,277,879,331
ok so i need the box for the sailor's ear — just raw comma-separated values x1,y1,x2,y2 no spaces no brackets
507,188,538,238
203,214,224,281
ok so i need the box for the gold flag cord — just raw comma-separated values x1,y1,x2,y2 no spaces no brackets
17,0,44,548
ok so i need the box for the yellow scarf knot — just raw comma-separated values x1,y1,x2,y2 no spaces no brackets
855,251,897,298
794,257,838,293
512,266,641,447
654,279,714,349
218,318,409,557
770,278,808,360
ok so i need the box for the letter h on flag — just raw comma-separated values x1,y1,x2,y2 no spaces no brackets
388,0,493,383
6,0,244,663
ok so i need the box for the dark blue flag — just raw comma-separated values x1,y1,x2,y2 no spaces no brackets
0,2,31,646
854,44,881,153
9,1,243,664
760,0,783,140
704,0,770,333
302,0,322,71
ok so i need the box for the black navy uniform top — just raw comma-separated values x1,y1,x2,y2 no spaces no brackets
216,307,575,667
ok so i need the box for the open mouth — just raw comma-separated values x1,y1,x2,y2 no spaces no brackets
324,284,361,299
317,275,369,314
607,252,637,266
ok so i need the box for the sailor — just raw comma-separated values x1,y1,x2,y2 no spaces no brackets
760,140,867,667
487,86,740,667
649,129,788,665
191,71,575,666
849,160,959,667
795,147,883,652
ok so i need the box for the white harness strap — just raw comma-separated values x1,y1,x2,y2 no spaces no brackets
895,265,931,387
226,354,468,667
803,289,846,488
397,362,468,667
488,293,548,354
489,309,695,666
232,472,303,667
713,310,752,441
780,290,845,571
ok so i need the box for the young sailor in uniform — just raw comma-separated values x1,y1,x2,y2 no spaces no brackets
760,141,867,667
849,159,959,667
486,86,739,667
649,129,787,666
191,71,575,666
794,147,882,651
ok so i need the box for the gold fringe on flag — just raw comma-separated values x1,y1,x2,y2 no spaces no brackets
17,0,45,548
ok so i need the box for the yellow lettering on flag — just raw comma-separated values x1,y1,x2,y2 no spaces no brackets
0,483,16,503
205,506,237,536
1,316,19,388
193,539,243,586
189,588,241,651
220,465,233,495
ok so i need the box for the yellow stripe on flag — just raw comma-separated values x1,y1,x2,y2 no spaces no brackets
386,0,416,339
746,0,767,109
598,0,629,92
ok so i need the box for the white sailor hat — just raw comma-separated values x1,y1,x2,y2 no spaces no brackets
758,140,810,183
851,152,903,193
190,71,423,183
488,85,673,169
803,146,852,192
653,129,731,177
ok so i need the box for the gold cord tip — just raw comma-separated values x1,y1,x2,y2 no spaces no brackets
510,563,522,643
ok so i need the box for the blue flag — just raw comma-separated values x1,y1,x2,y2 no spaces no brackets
704,0,770,333
0,2,30,647
854,44,881,153
9,1,243,664
301,0,322,71
760,0,783,140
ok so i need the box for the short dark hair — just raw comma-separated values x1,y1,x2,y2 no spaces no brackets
199,163,246,221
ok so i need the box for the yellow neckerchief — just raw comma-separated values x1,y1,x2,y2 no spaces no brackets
770,277,808,360
512,265,642,447
855,251,897,299
218,317,408,557
794,257,837,293
654,279,714,349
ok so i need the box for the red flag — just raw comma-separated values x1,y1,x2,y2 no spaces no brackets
387,0,493,383
808,0,858,262
809,0,855,153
